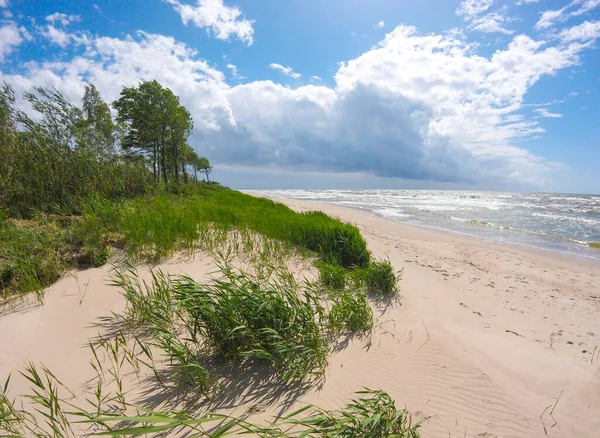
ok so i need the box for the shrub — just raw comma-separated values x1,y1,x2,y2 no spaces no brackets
318,263,347,289
327,289,373,335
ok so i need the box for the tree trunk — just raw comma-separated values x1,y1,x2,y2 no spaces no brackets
160,128,168,185
172,136,180,186
152,141,157,183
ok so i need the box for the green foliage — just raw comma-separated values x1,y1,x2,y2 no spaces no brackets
318,263,347,289
327,289,373,335
113,80,195,186
113,265,329,386
0,214,112,299
0,186,373,300
589,242,600,249
0,83,150,218
283,389,422,437
0,219,65,299
95,188,370,268
354,259,400,297
174,267,329,382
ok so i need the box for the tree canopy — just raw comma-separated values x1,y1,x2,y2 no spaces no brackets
113,80,204,187
0,80,212,218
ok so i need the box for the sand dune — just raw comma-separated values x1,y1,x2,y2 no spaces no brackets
1,198,599,437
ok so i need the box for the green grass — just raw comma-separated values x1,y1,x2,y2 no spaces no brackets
353,259,401,297
327,289,373,335
105,188,371,268
589,242,600,250
318,262,347,289
175,268,329,382
1,184,372,301
282,389,422,437
114,264,330,387
0,215,109,300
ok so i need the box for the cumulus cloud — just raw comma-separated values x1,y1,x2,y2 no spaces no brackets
375,21,385,28
0,22,22,62
165,0,254,45
2,22,600,187
310,75,322,81
268,63,301,79
39,12,86,47
534,108,563,118
0,31,229,129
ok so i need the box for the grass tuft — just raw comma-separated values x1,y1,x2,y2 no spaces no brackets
327,289,373,335
354,259,401,297
173,267,329,382
589,242,600,250
283,388,422,437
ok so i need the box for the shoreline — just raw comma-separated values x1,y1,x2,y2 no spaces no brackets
256,192,600,267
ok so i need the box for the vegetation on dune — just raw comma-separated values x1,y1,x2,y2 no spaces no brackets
327,288,374,335
589,242,600,250
353,259,401,298
0,77,416,436
0,360,422,437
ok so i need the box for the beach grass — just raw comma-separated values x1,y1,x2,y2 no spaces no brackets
318,262,348,289
0,185,372,301
327,288,374,335
589,242,600,250
173,267,329,382
353,258,401,297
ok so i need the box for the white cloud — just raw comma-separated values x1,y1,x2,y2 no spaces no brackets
42,26,71,47
573,0,600,16
0,0,9,7
2,24,600,188
534,108,563,118
0,22,22,62
470,13,513,34
516,0,540,4
560,20,600,41
375,21,385,28
165,0,254,45
456,0,495,21
45,12,80,26
536,0,600,30
456,1,513,34
268,63,301,79
0,31,228,129
226,63,244,80
536,7,568,29
310,75,322,81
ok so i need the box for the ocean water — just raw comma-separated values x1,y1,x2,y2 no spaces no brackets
260,190,600,262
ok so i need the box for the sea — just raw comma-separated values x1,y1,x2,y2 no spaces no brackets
260,190,600,262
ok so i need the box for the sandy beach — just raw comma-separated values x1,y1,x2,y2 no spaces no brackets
1,197,599,437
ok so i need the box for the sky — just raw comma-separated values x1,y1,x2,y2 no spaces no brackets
0,0,599,193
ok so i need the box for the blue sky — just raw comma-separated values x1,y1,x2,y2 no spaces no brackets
1,0,599,193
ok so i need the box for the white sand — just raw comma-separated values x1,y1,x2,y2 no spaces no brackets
1,198,599,437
